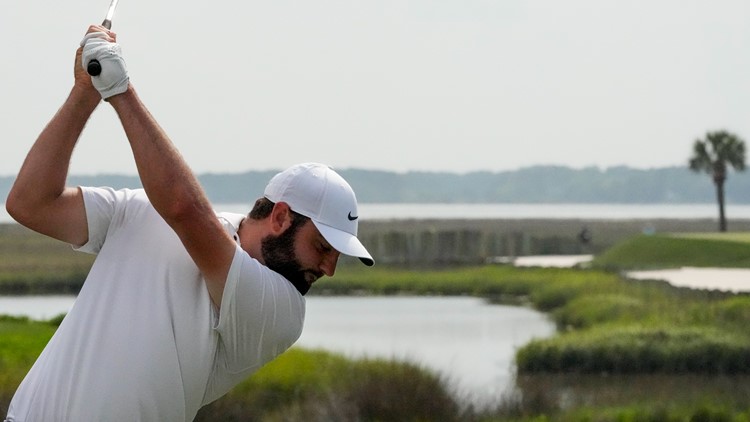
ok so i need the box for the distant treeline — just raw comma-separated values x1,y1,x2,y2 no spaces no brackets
1,165,749,204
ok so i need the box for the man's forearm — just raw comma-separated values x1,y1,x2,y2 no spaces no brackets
107,85,214,223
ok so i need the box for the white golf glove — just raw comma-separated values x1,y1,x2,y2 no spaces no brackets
80,32,129,99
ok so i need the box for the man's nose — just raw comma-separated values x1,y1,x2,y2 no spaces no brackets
320,250,340,277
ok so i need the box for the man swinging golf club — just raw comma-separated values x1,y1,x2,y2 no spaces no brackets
4,24,373,421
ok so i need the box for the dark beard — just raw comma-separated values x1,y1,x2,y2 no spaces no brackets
261,222,318,295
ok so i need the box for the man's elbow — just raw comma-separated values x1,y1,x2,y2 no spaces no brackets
160,197,209,228
5,200,15,222
6,187,54,227
5,189,29,224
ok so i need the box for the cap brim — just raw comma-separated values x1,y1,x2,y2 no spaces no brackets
313,221,374,266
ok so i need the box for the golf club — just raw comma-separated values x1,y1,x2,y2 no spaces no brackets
86,0,120,76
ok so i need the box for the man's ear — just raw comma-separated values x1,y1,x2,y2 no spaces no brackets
269,202,293,234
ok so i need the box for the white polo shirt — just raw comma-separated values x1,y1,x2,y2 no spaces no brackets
6,187,305,421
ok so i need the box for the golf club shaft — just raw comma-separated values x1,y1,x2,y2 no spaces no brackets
86,0,118,76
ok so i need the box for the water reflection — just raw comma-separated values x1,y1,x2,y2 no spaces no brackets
515,373,750,411
0,295,74,320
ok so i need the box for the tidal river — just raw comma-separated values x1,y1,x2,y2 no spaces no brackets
0,295,555,405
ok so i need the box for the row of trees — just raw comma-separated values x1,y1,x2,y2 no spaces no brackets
689,130,746,232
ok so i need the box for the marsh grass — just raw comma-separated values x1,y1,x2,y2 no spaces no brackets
318,265,625,303
0,225,92,293
194,348,463,421
5,226,750,419
509,373,750,422
517,325,750,374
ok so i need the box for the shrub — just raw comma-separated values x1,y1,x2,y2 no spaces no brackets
516,326,750,374
195,348,462,421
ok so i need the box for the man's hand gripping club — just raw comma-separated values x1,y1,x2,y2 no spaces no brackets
80,26,129,99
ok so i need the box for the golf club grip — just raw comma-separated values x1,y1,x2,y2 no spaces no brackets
87,60,102,76
86,19,113,76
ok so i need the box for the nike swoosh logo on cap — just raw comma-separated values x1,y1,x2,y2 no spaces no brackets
348,212,359,221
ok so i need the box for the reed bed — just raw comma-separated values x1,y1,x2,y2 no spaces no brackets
195,349,462,421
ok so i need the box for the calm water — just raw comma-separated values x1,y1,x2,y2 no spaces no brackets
627,267,750,293
1,203,749,222
0,295,555,405
0,295,75,320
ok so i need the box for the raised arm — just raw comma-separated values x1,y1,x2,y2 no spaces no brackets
92,34,237,308
5,46,100,246
107,87,236,306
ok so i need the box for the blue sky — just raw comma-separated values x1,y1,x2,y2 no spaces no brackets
1,0,748,175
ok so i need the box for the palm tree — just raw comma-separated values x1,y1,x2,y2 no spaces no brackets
688,130,746,232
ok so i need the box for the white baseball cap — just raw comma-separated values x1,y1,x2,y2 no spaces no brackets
264,163,374,266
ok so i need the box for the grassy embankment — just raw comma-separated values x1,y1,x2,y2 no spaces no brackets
509,232,750,375
4,227,750,419
0,224,92,294
592,232,750,270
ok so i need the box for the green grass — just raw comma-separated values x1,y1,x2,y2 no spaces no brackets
0,315,57,371
591,233,750,270
0,315,58,412
196,348,462,421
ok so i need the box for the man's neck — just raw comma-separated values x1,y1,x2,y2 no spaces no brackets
237,217,266,265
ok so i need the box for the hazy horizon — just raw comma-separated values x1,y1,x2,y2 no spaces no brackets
0,162,715,178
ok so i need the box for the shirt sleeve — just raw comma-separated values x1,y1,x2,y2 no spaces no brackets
73,187,126,254
214,245,306,373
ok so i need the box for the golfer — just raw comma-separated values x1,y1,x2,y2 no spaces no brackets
4,25,373,421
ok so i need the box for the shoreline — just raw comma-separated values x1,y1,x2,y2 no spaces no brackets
5,216,750,249
357,217,750,265
4,217,750,270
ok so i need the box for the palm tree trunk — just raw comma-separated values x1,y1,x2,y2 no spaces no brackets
716,180,727,232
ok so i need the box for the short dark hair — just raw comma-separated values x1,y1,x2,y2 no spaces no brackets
248,197,310,228
248,197,275,220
